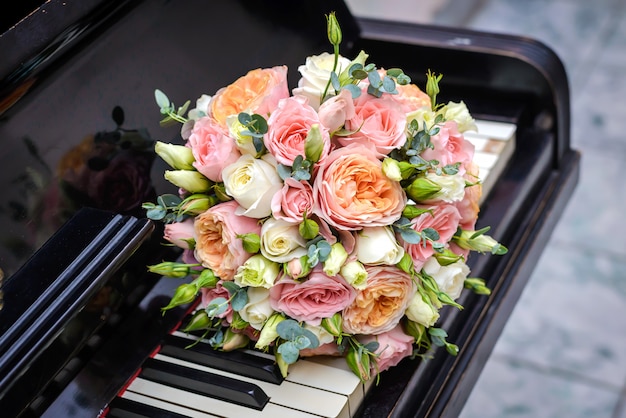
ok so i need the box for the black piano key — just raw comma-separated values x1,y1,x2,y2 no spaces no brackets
139,357,269,410
161,334,283,385
108,396,190,418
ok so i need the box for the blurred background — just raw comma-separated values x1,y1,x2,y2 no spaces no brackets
344,0,626,417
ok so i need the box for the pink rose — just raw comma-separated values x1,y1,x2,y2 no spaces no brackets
312,144,406,231
401,203,462,270
359,325,415,373
339,92,407,156
188,116,241,182
194,200,262,281
209,66,289,127
342,265,415,335
271,177,314,223
200,280,233,322
421,121,474,174
269,266,357,326
318,88,356,133
265,95,331,166
163,219,195,250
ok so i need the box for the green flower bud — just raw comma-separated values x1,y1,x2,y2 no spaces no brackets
275,350,290,378
433,249,464,266
161,283,198,312
323,243,348,276
326,12,342,46
402,204,431,219
398,161,416,180
454,229,508,255
213,183,231,202
396,252,415,275
155,141,195,170
238,233,261,253
192,268,218,289
234,254,279,288
299,218,319,240
346,346,372,383
222,328,250,351
180,194,215,216
164,170,211,193
255,313,286,350
426,70,443,110
182,309,212,332
382,158,402,181
304,124,324,163
321,313,343,337
229,311,250,330
404,319,427,342
284,255,312,280
405,177,441,202
340,261,368,290
464,278,492,295
148,261,195,278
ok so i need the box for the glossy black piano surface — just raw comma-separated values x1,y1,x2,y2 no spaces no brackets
0,0,580,417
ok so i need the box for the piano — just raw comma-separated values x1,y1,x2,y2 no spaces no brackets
0,0,580,417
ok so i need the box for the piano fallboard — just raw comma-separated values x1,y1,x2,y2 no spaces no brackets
0,0,580,417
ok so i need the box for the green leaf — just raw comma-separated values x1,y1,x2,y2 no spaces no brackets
155,89,170,109
221,281,241,295
277,341,300,364
276,319,304,341
382,76,396,93
205,297,228,317
421,227,440,242
292,335,312,350
238,112,252,125
158,193,183,208
330,71,340,91
177,100,191,117
343,84,361,98
231,289,248,311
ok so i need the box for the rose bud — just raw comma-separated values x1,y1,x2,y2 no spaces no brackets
340,260,368,290
321,313,343,337
404,319,426,342
382,158,402,182
346,346,372,383
238,233,261,254
304,124,324,163
284,255,312,279
160,283,198,312
181,309,212,332
402,204,430,220
180,194,217,216
464,278,492,295
155,141,195,170
396,253,415,275
148,261,195,278
164,170,211,193
405,177,441,202
222,328,250,351
255,312,285,350
323,242,348,276
433,249,464,266
326,11,342,46
454,229,508,255
398,161,416,180
191,268,218,289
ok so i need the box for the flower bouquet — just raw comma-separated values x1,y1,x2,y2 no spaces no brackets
143,13,507,382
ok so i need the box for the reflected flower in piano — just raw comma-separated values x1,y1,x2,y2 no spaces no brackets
143,12,509,382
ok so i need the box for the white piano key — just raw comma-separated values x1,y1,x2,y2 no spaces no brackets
154,353,351,418
473,119,516,140
126,377,321,418
472,151,499,171
120,391,221,418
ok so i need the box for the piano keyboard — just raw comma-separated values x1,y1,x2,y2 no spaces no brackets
106,328,374,418
465,119,517,202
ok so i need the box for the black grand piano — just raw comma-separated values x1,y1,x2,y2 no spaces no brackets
0,0,580,417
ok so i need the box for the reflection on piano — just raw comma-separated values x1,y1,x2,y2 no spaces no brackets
0,0,579,417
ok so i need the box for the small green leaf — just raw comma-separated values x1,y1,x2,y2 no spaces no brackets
231,289,248,311
205,297,228,317
277,341,300,364
155,89,171,109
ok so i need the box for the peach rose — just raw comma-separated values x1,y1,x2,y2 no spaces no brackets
209,66,289,127
456,161,482,230
194,200,262,281
312,144,406,231
187,116,241,182
421,120,474,174
271,177,314,223
390,83,431,113
265,95,331,166
163,219,195,250
359,324,415,373
401,203,462,271
317,88,356,133
339,92,407,156
269,266,357,326
342,265,416,335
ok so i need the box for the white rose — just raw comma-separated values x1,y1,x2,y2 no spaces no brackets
234,254,280,289
222,153,283,218
406,107,437,129
292,52,352,110
405,293,440,327
303,323,335,346
239,287,274,330
422,257,469,300
260,218,308,263
424,172,466,203
355,226,405,266
340,260,368,290
188,94,212,120
439,101,477,133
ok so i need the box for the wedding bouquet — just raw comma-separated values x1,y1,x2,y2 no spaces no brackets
143,13,507,382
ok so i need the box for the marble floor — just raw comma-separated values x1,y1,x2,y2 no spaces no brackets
344,0,626,416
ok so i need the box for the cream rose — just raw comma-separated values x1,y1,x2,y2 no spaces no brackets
292,52,352,110
355,226,405,266
238,287,274,330
260,218,308,263
422,257,469,300
438,101,477,133
222,154,283,218
233,254,280,289
405,293,440,327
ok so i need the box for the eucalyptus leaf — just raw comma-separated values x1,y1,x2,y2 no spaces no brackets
277,341,300,364
276,319,303,341
221,281,240,295
155,89,171,109
231,289,248,311
146,207,166,220
205,297,228,317
158,194,183,208
343,84,361,99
